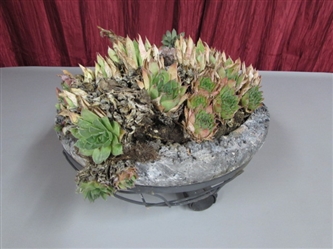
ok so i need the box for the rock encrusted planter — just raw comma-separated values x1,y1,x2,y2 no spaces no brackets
55,28,270,210
59,104,269,210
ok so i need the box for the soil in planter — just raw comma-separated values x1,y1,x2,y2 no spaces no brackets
120,119,189,163
214,108,250,138
123,142,159,163
119,108,250,164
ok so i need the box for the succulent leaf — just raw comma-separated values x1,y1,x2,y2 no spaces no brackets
78,148,94,156
93,146,112,164
143,37,151,49
132,40,143,67
148,61,160,75
217,67,226,78
111,138,123,156
107,47,120,64
196,39,205,53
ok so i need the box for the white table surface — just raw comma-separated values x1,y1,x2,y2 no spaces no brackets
1,67,332,249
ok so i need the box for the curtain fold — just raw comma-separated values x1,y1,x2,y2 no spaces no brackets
1,0,332,72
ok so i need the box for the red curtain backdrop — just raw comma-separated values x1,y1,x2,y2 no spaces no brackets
1,0,332,72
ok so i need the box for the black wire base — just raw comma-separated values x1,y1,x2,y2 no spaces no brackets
63,150,247,211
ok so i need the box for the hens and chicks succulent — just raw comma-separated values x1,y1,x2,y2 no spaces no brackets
55,27,263,201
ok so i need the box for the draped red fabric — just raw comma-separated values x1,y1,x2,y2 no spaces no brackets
1,0,332,72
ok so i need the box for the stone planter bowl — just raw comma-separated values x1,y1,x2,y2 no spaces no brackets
59,104,270,210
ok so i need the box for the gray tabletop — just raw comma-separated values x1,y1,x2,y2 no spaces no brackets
1,67,332,248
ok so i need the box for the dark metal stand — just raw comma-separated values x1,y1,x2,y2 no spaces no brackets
63,150,247,211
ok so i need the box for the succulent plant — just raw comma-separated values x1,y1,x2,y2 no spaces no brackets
75,160,138,201
55,27,265,201
115,167,137,190
70,109,124,164
187,94,209,109
98,26,160,77
213,84,240,120
241,85,263,112
78,181,114,202
161,29,185,48
139,61,188,113
184,105,218,141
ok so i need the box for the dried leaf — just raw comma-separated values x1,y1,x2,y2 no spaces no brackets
136,80,145,89
137,35,150,62
59,90,78,108
125,36,138,69
70,88,88,97
142,68,150,90
79,64,94,82
77,95,90,109
59,109,80,123
62,70,73,77
167,62,178,80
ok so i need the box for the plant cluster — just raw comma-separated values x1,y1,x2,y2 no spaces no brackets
55,27,263,201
